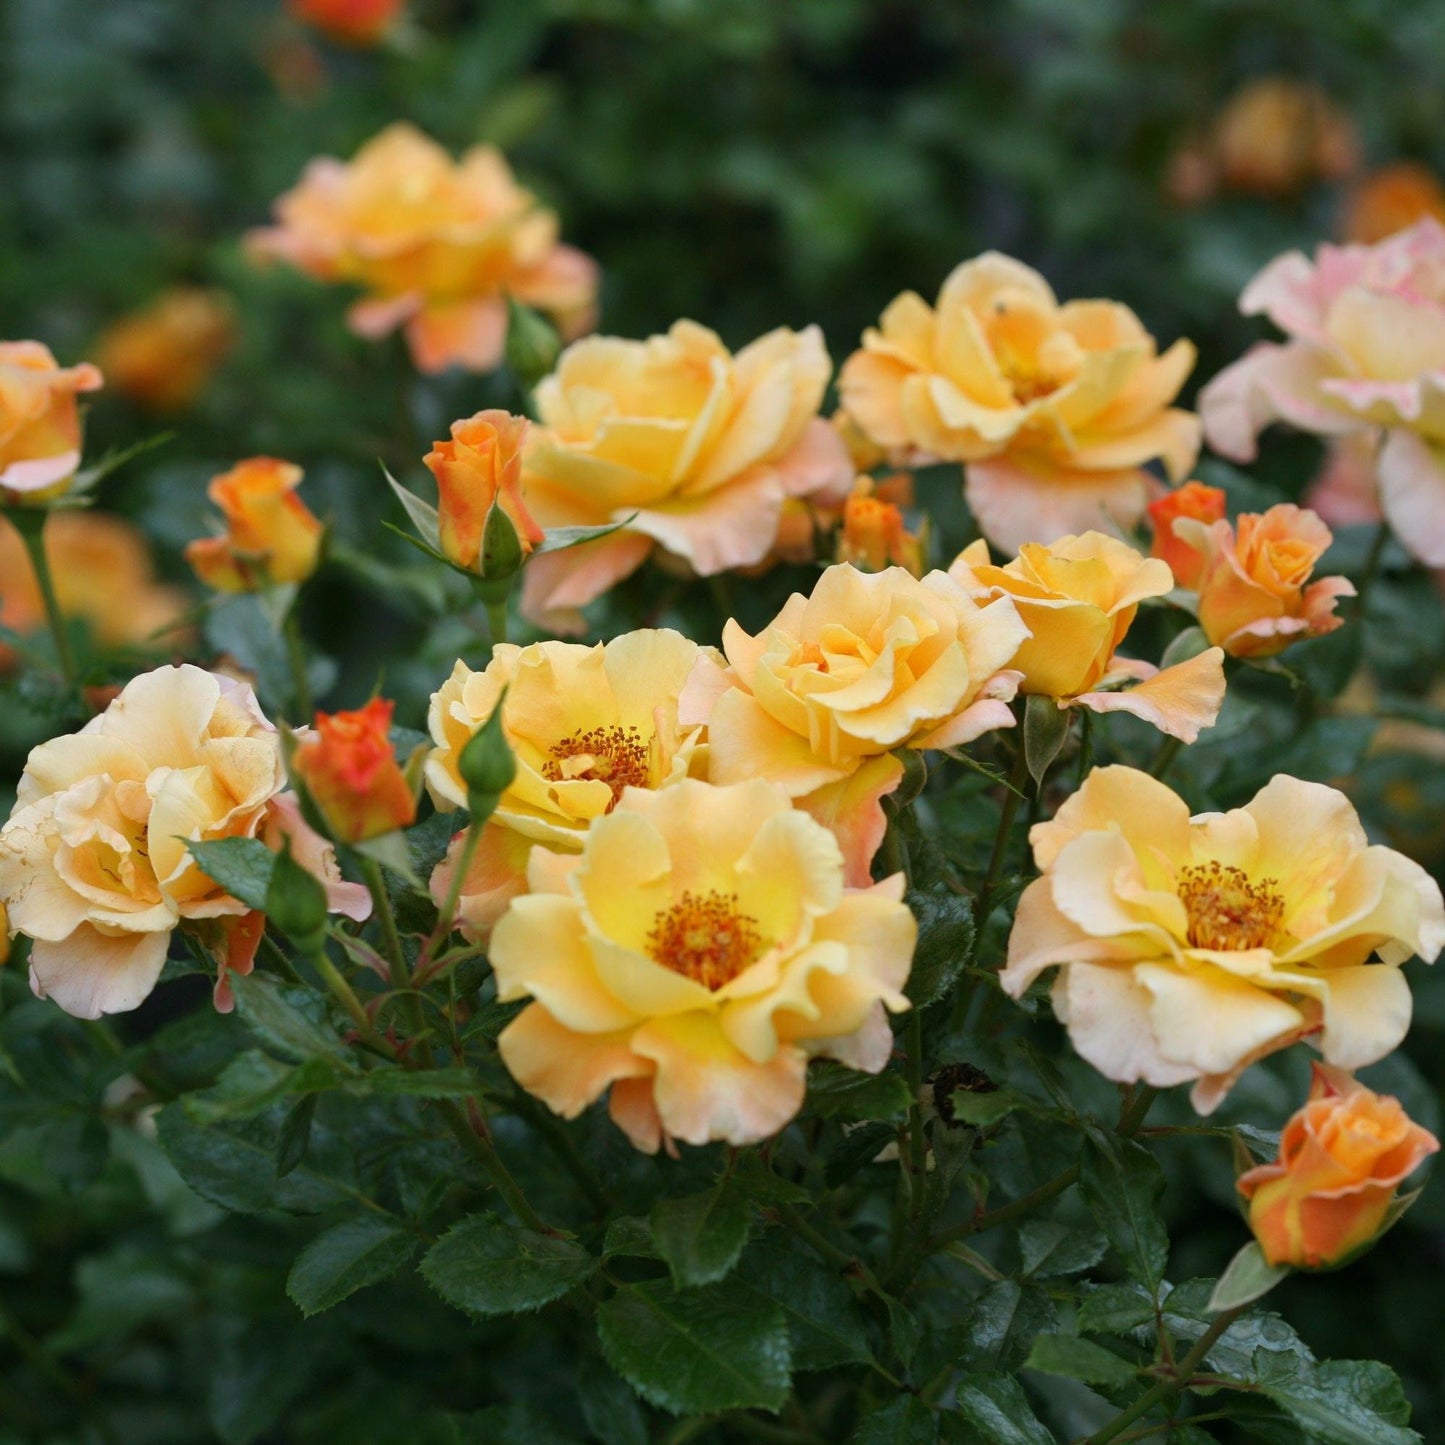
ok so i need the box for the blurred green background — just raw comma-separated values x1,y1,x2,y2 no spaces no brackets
5,0,1445,1440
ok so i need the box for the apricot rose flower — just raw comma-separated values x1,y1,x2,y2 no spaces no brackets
838,254,1199,551
1002,767,1445,1112
680,563,1029,885
950,533,1226,744
1200,218,1445,566
0,341,103,502
518,321,852,632
249,122,597,375
185,457,323,593
490,778,915,1152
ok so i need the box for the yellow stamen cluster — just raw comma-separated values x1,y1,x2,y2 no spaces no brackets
542,725,651,808
1178,861,1285,951
647,890,765,991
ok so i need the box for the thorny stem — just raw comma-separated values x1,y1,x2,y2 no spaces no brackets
283,604,312,720
18,516,78,687
437,1097,549,1233
972,735,1031,943
358,854,428,1045
1082,1306,1245,1445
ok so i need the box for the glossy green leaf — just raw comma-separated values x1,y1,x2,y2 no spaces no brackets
650,1186,750,1288
287,1215,418,1316
421,1213,595,1317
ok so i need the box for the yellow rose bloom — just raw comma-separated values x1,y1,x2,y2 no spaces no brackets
681,562,1029,885
1002,766,1445,1112
249,122,598,375
426,630,711,939
518,320,852,633
950,532,1226,743
491,778,915,1152
0,666,285,1018
838,254,1199,552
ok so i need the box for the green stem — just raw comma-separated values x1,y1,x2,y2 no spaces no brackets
1084,1307,1244,1445
485,597,510,648
18,515,77,686
359,854,428,1046
437,1098,549,1233
1354,516,1390,618
1149,736,1183,782
1075,709,1094,789
259,930,307,986
972,737,1030,940
508,1089,614,1215
283,604,312,720
424,817,482,969
1117,1085,1161,1138
309,948,374,1039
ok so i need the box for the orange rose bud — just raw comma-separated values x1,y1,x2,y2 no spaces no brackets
185,457,323,593
289,0,404,45
1343,161,1445,244
293,697,417,844
1178,503,1355,658
1238,1063,1438,1269
94,288,235,413
424,410,542,574
837,479,923,577
0,341,104,503
1148,481,1227,589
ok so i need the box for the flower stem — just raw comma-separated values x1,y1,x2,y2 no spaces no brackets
17,513,77,686
283,603,312,720
422,817,482,971
1354,517,1391,618
1149,735,1183,781
358,854,428,1045
972,736,1030,940
437,1097,549,1233
486,597,510,648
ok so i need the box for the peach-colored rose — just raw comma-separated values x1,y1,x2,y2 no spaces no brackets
248,123,597,375
1148,481,1228,589
519,321,852,632
491,778,915,1152
1211,79,1360,198
838,254,1199,552
424,409,542,571
293,697,417,844
950,533,1226,743
0,511,190,667
1200,219,1445,567
681,563,1028,885
289,0,404,45
837,478,924,577
94,288,235,413
1174,504,1355,659
185,457,323,593
426,630,711,940
1239,1063,1438,1268
1002,766,1445,1112
0,342,103,503
1343,162,1445,245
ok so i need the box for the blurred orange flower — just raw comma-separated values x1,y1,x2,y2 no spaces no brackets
1342,162,1445,244
1239,1063,1438,1268
837,478,924,576
185,457,323,593
1211,78,1359,197
1148,481,1227,589
94,288,235,413
289,0,404,46
249,122,598,375
0,342,103,503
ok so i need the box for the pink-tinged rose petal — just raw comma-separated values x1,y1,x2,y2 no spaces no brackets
518,531,655,634
965,452,1153,553
405,298,509,375
347,293,422,340
1072,647,1226,742
797,753,905,888
263,793,372,922
1377,427,1445,566
0,449,83,494
628,464,788,574
771,416,855,503
29,925,171,1021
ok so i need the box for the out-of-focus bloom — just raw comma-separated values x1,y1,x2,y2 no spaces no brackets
185,457,323,593
837,476,925,575
1002,766,1445,1113
0,667,284,1018
289,0,404,45
0,342,103,503
424,409,542,571
1172,503,1355,658
248,123,597,375
0,511,190,667
426,630,710,940
1239,1063,1438,1268
1211,79,1360,197
1342,162,1445,245
0,904,8,968
1148,481,1228,589
519,321,852,632
93,289,235,413
681,563,1028,885
491,778,915,1152
293,697,417,844
950,534,1225,743
1200,219,1445,567
1304,433,1385,529
838,254,1199,552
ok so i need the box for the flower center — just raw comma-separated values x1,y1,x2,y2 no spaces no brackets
646,889,765,991
1177,862,1285,951
542,725,651,809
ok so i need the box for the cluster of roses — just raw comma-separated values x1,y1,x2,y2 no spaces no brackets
5,127,1445,1280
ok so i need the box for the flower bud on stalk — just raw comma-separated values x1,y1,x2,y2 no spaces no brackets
292,698,417,844
265,840,330,956
457,697,516,823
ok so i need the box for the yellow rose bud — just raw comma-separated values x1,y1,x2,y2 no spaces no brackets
0,341,103,505
491,778,916,1152
1177,503,1355,658
185,456,324,593
951,532,1225,743
1002,766,1445,1113
292,697,417,844
1239,1064,1438,1269
424,410,542,574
